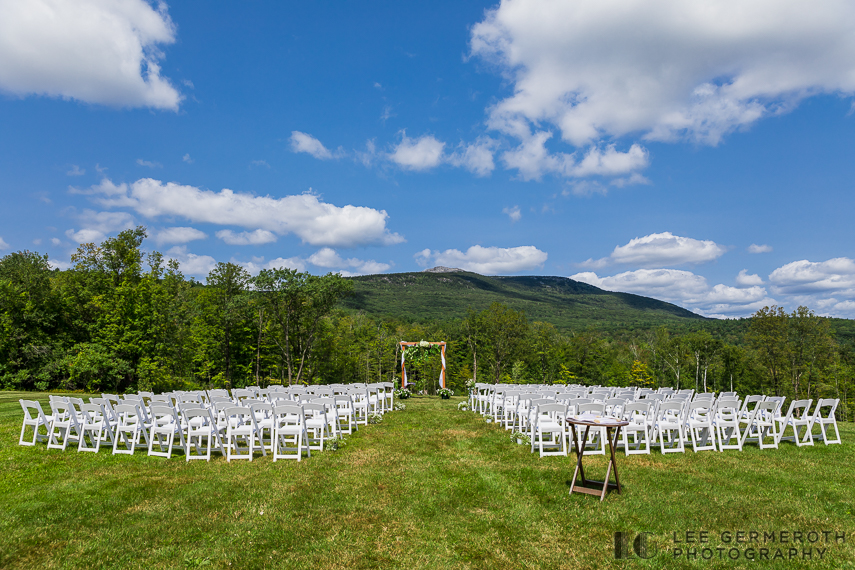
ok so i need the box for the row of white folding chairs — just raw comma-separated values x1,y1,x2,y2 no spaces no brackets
488,395,841,459
19,395,367,462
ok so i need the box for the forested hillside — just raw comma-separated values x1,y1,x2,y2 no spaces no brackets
343,270,705,332
2,227,854,421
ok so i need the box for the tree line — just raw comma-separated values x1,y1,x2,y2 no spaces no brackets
1,227,854,419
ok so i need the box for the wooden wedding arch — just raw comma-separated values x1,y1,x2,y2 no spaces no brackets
398,341,447,390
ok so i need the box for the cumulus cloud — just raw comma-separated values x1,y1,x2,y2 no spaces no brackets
580,232,727,268
66,165,85,176
239,255,307,275
502,206,521,222
0,0,181,109
136,159,161,168
216,229,277,246
415,245,547,275
182,153,193,164
389,132,445,171
79,178,404,248
290,131,335,159
65,209,135,243
572,268,773,317
307,247,391,276
447,137,497,176
736,269,764,287
164,246,217,277
0,236,9,250
153,226,207,246
471,0,855,149
769,257,855,296
748,243,773,254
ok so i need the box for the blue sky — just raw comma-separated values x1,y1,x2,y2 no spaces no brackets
1,0,855,318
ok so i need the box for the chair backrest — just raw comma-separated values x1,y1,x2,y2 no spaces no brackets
813,398,840,421
79,403,105,422
20,399,49,423
740,395,765,415
273,403,305,425
623,401,653,422
578,402,604,415
150,404,180,426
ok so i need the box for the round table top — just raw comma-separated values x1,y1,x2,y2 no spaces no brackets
566,415,629,427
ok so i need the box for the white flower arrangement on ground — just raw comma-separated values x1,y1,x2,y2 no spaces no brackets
324,436,348,452
368,413,383,424
393,402,406,411
394,388,411,399
437,388,454,397
457,401,471,412
510,431,531,445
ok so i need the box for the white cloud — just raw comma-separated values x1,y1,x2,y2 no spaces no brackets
0,236,9,250
50,237,62,246
290,131,334,160
251,160,270,168
48,259,71,270
307,247,391,276
769,257,855,296
0,0,181,109
736,269,764,287
66,165,85,176
389,132,445,171
164,246,216,277
80,178,405,248
416,245,547,275
748,243,773,254
216,229,277,246
447,137,497,176
136,158,161,168
182,153,193,164
502,206,522,222
65,209,135,243
500,130,568,181
580,232,727,268
568,144,649,177
239,256,307,274
153,226,207,246
471,0,855,149
572,268,773,317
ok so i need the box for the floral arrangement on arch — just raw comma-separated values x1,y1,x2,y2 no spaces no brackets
403,340,441,368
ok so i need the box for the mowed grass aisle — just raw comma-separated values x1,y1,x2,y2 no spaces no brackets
2,392,855,569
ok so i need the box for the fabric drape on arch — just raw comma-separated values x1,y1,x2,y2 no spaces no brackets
399,341,446,390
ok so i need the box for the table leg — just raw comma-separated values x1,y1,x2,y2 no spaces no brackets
569,424,586,494
609,426,623,495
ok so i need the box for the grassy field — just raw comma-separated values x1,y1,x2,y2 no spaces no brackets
2,392,854,569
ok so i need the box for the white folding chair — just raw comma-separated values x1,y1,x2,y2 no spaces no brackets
112,403,151,455
184,407,224,462
775,399,814,447
810,399,841,445
78,402,113,452
576,402,606,455
47,399,82,451
686,400,717,452
148,404,187,458
19,399,52,446
530,402,569,457
303,402,332,451
273,403,311,461
655,401,686,453
250,402,275,456
223,406,257,462
621,401,654,455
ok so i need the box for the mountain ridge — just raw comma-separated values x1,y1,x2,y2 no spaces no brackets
342,270,706,331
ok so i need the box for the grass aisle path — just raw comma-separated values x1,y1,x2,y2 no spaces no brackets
2,392,855,569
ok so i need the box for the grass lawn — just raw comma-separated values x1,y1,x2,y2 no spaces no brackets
2,392,854,569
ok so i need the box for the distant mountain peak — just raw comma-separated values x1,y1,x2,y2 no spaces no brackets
422,266,465,273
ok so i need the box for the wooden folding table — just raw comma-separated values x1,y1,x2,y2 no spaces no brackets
566,416,629,501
